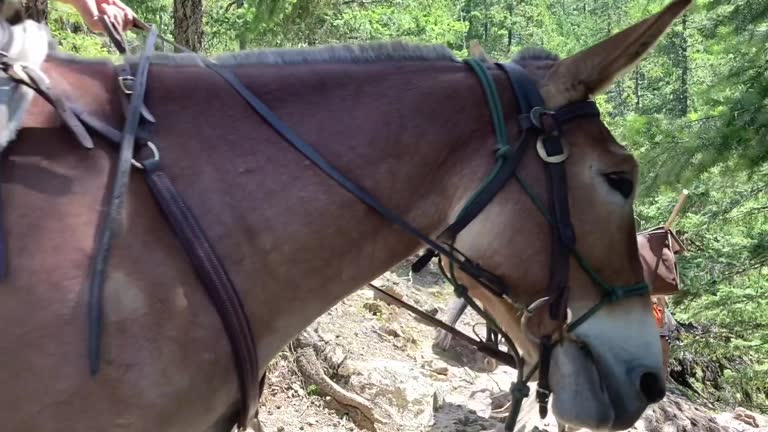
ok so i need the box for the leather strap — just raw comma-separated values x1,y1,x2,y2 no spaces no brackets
368,283,518,368
85,25,158,375
77,21,260,429
98,15,128,54
0,59,94,149
140,158,259,427
197,58,514,301
0,50,96,282
98,15,156,124
70,89,261,432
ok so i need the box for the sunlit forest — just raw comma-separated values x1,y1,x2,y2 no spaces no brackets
38,0,768,412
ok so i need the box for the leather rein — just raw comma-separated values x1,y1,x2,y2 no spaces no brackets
0,18,649,432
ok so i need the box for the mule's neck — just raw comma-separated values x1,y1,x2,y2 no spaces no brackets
46,57,518,370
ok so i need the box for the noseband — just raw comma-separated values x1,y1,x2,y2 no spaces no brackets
1,19,649,432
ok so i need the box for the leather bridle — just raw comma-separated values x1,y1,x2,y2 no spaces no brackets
0,18,649,432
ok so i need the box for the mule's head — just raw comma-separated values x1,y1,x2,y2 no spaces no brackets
445,0,691,429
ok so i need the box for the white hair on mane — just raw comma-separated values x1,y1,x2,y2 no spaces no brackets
48,40,459,66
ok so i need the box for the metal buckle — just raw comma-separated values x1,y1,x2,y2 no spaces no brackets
521,297,550,344
530,106,554,129
118,76,135,94
131,141,160,169
536,386,552,399
536,136,569,163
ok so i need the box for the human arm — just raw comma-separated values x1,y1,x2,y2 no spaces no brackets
57,0,136,33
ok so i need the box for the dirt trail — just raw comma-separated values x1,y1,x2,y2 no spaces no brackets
257,256,767,432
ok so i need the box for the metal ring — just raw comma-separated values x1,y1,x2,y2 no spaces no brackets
536,137,569,163
118,76,135,94
529,106,554,129
520,296,550,344
132,141,160,170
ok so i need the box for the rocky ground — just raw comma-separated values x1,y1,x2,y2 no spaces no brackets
256,256,768,432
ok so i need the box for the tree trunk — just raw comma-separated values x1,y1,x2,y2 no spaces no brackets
634,66,641,112
173,0,204,52
679,14,689,115
22,0,47,23
236,0,247,50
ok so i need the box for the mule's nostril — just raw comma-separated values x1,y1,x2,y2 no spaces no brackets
639,371,666,403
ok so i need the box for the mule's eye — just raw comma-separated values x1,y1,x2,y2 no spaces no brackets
603,172,634,199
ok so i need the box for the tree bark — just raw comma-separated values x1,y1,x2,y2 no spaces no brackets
173,0,204,52
22,0,47,23
679,14,689,115
292,330,388,430
634,66,641,112
236,0,247,50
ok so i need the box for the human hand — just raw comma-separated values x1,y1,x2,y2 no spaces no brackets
65,0,137,33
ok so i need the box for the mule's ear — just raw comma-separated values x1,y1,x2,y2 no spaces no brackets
469,40,494,63
543,0,692,104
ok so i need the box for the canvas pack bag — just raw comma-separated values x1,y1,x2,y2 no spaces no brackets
637,226,686,296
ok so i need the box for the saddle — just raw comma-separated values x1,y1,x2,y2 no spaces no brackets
637,226,686,296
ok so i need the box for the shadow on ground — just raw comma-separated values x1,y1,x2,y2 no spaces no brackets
430,402,502,432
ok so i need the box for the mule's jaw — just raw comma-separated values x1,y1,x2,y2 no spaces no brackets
550,303,665,431
550,339,615,430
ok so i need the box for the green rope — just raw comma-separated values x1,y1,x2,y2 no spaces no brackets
463,59,509,151
454,59,511,224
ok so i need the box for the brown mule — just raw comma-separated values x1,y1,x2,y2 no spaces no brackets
0,1,691,431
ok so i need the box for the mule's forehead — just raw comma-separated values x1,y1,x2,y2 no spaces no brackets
507,51,576,110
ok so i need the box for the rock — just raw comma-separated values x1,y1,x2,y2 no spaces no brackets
317,330,337,343
337,358,439,430
432,365,450,375
733,407,761,428
422,358,451,376
489,391,511,411
381,323,404,338
362,301,385,316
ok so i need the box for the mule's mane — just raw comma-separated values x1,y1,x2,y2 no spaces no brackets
48,40,459,66
164,41,458,65
512,47,561,63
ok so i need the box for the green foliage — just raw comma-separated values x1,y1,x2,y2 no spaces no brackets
47,3,112,57
41,0,768,414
